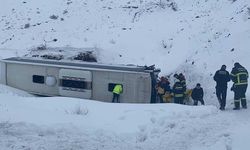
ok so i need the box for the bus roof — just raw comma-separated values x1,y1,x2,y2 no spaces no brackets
2,57,158,73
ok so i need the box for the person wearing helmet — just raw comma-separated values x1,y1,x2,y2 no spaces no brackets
172,78,185,104
230,62,248,110
174,73,186,91
178,73,187,91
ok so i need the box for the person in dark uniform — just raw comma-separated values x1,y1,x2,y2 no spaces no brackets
191,83,205,106
230,62,248,110
174,73,187,92
213,65,230,110
178,73,187,92
172,78,185,104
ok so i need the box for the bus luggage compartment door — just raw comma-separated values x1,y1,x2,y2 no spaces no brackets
59,69,92,99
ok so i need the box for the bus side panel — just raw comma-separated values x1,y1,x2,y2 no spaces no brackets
92,70,151,103
0,62,6,84
136,74,151,103
92,71,119,102
6,63,60,96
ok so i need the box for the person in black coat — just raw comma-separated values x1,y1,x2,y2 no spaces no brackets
213,65,230,110
191,83,204,105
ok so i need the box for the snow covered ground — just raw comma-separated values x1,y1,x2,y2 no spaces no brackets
1,86,250,150
1,0,250,149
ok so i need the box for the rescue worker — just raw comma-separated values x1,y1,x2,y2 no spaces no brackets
112,84,123,103
191,83,205,106
178,73,187,91
161,77,172,103
155,77,164,103
230,62,248,110
213,65,230,110
156,76,171,103
172,78,185,104
173,73,179,79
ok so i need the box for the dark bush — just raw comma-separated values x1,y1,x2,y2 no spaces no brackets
24,23,30,29
63,10,68,14
73,51,97,62
36,44,47,50
40,54,64,60
49,15,59,20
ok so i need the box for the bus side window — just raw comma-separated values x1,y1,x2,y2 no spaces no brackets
33,75,45,84
108,83,123,92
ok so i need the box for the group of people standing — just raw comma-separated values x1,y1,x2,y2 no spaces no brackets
155,62,248,110
155,73,205,106
214,62,248,110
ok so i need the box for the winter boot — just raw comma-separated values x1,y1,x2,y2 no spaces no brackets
220,107,225,110
241,98,247,109
233,99,240,110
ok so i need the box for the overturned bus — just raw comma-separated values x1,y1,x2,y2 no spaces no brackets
0,57,160,103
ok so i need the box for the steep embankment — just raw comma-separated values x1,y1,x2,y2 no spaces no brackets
0,0,250,101
1,1,250,149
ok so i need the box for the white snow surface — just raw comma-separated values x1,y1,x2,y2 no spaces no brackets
1,0,250,149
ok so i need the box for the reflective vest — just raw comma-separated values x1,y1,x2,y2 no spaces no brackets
173,82,185,98
231,66,248,86
113,85,123,94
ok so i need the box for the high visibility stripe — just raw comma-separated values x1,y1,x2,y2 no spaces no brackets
236,72,247,75
236,72,245,84
175,87,183,89
237,74,240,84
233,72,248,85
242,98,246,100
175,94,184,97
230,73,236,77
234,99,240,102
235,82,248,85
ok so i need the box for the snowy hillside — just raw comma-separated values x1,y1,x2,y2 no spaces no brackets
1,0,250,103
1,0,250,149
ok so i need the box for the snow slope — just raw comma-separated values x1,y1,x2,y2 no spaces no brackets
1,0,250,149
1,0,250,103
0,89,250,150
